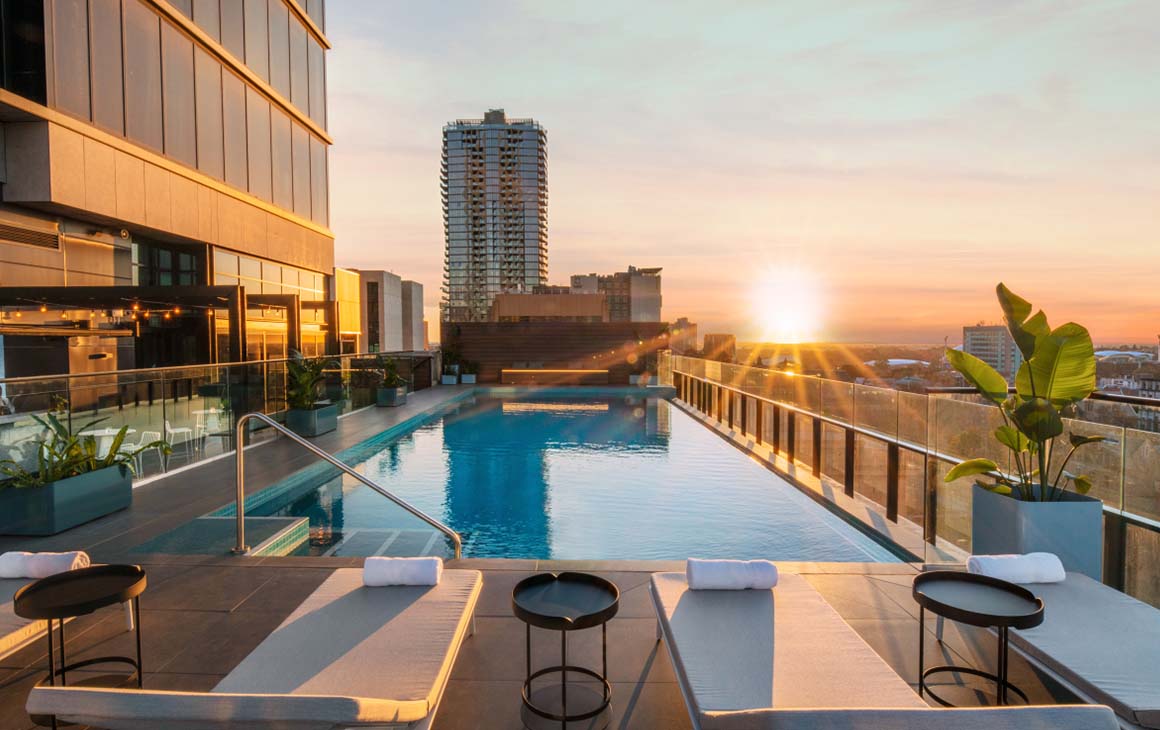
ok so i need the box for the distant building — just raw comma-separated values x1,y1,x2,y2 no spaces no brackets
533,284,572,295
1139,372,1160,432
333,268,363,354
963,324,1023,382
489,293,608,322
358,271,403,352
401,281,424,351
441,109,548,323
703,334,737,363
570,266,661,322
670,317,698,354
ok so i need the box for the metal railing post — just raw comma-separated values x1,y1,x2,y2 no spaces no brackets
886,442,900,522
233,415,249,554
811,417,822,478
844,429,856,497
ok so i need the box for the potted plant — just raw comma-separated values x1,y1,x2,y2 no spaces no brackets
285,349,340,437
460,360,478,385
0,415,170,535
945,283,1106,578
441,347,460,386
376,357,409,407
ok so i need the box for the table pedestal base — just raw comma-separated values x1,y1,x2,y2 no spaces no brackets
522,682,610,730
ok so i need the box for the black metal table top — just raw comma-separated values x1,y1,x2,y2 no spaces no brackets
913,570,1043,630
14,565,147,620
513,572,619,631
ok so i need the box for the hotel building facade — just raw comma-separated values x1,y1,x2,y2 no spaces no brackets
440,108,548,323
0,0,340,375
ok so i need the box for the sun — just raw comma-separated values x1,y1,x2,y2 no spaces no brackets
749,266,826,343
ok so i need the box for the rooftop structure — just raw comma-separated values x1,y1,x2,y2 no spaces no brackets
441,109,548,323
963,324,1022,382
571,266,662,322
488,292,608,322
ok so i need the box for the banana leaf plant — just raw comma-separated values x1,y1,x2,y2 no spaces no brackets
286,349,339,410
0,414,170,489
944,283,1107,502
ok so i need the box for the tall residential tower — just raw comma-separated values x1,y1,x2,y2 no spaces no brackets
441,109,547,323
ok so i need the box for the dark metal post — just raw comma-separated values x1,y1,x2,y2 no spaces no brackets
739,396,747,435
134,597,143,688
844,429,856,497
1104,512,1127,591
924,455,938,546
886,442,900,522
560,631,567,730
787,412,796,463
772,405,781,455
811,417,822,477
754,400,763,444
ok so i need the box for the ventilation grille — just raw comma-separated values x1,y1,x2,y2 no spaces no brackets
0,223,60,250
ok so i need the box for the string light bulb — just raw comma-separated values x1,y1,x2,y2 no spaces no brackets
39,304,47,313
173,306,182,315
131,302,140,311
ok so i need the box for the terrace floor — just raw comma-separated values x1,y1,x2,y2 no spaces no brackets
0,387,1082,728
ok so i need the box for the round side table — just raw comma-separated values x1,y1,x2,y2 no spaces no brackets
912,570,1043,706
513,572,619,730
14,565,148,729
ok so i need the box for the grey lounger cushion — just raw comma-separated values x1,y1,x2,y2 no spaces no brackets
651,572,924,721
700,705,1120,730
28,568,482,729
0,578,43,659
1013,572,1160,729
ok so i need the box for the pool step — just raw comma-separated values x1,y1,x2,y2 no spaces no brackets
322,528,454,558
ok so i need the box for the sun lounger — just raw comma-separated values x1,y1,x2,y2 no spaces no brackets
652,571,1118,730
1,578,45,660
27,567,482,730
1010,573,1160,729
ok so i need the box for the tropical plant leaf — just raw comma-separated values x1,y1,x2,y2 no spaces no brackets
1069,432,1108,448
996,283,1032,326
1014,322,1096,406
983,483,1014,496
994,425,1029,453
1071,475,1093,494
945,458,999,482
945,348,1009,405
1011,397,1064,441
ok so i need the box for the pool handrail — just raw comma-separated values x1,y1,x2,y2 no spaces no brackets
231,412,462,559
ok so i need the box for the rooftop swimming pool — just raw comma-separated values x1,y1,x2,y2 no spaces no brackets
207,394,899,562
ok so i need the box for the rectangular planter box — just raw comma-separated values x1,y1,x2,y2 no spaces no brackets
441,375,458,385
460,374,477,384
286,404,338,437
0,465,132,536
972,484,1103,579
376,387,407,407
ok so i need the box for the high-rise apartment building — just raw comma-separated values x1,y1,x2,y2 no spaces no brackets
963,324,1023,382
570,266,662,322
441,109,548,323
0,0,334,373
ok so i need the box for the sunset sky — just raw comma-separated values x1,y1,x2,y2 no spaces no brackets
326,1,1160,345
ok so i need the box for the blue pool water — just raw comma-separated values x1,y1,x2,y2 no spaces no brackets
245,396,899,562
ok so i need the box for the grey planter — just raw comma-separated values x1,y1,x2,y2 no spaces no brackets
460,374,477,384
0,465,132,536
441,374,458,385
286,404,338,437
376,386,407,407
971,483,1103,579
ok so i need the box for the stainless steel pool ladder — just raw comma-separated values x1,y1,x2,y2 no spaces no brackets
231,412,462,559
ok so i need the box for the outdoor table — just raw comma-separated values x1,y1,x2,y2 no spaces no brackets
513,572,619,729
913,570,1044,707
78,428,135,457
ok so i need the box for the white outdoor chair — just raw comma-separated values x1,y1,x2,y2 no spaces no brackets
123,431,165,474
164,420,195,463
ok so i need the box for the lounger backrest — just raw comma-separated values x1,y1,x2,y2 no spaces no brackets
1,578,41,660
700,705,1121,730
26,686,412,730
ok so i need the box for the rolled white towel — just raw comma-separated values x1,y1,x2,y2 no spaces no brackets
363,556,442,587
0,551,90,580
686,558,779,590
966,553,1065,584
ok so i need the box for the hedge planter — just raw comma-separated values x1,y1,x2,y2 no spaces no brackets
460,374,477,385
971,484,1103,579
286,404,338,437
376,387,407,407
0,465,132,536
441,374,458,386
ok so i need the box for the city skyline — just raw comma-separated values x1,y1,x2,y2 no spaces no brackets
327,1,1160,344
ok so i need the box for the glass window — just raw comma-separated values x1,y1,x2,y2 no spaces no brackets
307,35,325,126
194,48,223,179
246,87,272,201
243,0,269,82
192,0,220,41
282,267,299,288
216,274,238,287
306,0,324,31
309,135,328,225
288,19,307,111
1,1,47,103
271,108,292,209
213,249,238,275
89,0,123,134
222,70,248,190
170,0,192,17
52,0,90,119
268,0,290,98
220,0,244,58
161,21,196,167
123,0,163,151
238,256,261,280
291,123,310,217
